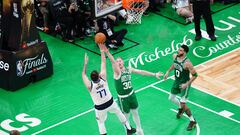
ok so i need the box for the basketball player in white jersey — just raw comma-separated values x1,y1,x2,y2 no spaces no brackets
82,46,136,135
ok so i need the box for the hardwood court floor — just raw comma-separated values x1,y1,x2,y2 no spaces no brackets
193,49,240,105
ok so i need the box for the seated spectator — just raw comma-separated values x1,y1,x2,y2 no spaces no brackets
95,15,128,49
167,0,194,23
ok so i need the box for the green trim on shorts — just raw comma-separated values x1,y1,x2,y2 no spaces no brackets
180,85,190,99
171,84,191,99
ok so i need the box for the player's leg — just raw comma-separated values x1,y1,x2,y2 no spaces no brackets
95,110,108,135
169,94,181,108
118,96,131,120
129,93,144,135
180,86,197,131
131,109,144,135
176,8,192,18
169,86,183,118
169,93,184,119
110,101,136,134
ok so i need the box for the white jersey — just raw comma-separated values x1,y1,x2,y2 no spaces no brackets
90,78,113,106
172,0,189,9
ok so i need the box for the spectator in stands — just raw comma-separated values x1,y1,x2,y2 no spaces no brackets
38,0,50,32
49,0,75,43
67,0,85,40
167,0,194,23
148,0,161,12
77,0,94,38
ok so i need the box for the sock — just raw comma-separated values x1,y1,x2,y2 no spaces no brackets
115,108,131,130
189,116,195,121
97,120,107,134
184,105,195,121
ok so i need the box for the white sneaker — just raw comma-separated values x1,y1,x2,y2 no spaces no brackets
107,44,118,49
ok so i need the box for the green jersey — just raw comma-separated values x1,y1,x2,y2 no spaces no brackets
173,56,190,84
115,68,133,95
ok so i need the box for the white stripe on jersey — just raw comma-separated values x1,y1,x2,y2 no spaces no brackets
90,79,112,106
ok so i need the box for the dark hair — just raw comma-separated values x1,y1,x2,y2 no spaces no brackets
10,130,20,135
91,70,99,82
181,45,189,53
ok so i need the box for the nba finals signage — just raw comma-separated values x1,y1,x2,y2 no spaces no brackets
128,14,240,68
0,42,53,91
0,0,53,91
16,53,48,77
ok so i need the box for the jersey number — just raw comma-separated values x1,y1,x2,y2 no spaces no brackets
123,81,132,90
97,89,107,98
176,70,180,77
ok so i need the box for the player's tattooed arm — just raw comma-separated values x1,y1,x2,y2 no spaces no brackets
181,60,198,89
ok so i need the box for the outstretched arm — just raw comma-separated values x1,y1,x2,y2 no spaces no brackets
100,44,121,77
131,68,163,80
180,60,198,89
82,53,91,91
99,44,107,80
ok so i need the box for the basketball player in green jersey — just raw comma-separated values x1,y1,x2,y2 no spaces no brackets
164,45,198,131
101,45,163,135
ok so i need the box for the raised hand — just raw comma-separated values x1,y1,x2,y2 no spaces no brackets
163,72,169,80
98,43,109,53
84,53,88,65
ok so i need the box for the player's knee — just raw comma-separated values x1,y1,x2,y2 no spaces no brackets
177,8,184,15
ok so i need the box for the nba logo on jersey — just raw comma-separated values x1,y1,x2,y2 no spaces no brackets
16,60,24,77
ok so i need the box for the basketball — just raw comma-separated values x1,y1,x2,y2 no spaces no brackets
95,33,106,44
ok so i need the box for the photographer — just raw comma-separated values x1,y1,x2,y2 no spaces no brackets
68,0,85,40
49,0,74,42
